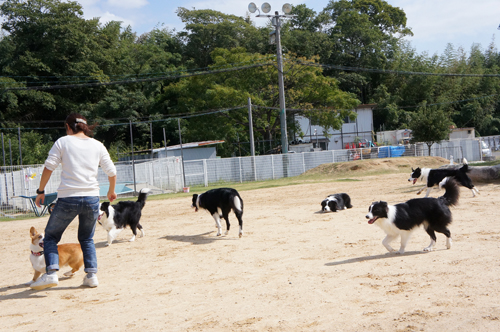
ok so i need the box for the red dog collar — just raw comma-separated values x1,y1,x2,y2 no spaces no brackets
31,250,44,256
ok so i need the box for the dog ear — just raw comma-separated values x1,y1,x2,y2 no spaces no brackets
411,167,414,172
380,201,389,214
30,226,36,236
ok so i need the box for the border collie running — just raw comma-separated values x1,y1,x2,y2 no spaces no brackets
98,188,150,246
366,178,459,254
408,160,478,197
321,193,352,212
191,188,244,238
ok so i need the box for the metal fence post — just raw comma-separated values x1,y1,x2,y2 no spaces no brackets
129,120,137,194
271,155,275,180
239,157,242,183
302,153,306,174
203,159,208,187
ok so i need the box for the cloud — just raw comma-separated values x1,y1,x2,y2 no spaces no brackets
394,0,499,39
107,0,149,9
98,11,135,29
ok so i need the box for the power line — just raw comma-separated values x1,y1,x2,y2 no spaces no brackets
2,92,498,130
0,106,249,130
1,62,273,91
0,56,276,81
293,59,500,78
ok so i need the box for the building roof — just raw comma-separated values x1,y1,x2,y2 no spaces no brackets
152,140,225,153
120,140,225,156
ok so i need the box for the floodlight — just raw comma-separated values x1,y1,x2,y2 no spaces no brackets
261,2,271,13
248,2,257,13
282,3,292,14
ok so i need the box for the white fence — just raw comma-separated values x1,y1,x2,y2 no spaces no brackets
182,143,467,186
0,157,184,219
0,139,483,219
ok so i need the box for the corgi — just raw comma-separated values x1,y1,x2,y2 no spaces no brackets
27,226,84,286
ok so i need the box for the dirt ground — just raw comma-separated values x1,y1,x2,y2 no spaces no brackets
2,158,500,331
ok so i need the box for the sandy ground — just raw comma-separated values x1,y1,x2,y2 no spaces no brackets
1,168,500,331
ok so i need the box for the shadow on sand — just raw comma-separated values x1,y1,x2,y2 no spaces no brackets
162,231,237,245
325,249,444,266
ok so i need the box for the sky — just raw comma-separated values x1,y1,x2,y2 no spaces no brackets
7,0,500,56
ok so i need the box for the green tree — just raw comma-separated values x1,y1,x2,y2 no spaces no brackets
409,104,453,155
282,4,334,61
320,0,413,102
158,48,359,157
0,130,54,165
0,0,113,120
176,8,268,68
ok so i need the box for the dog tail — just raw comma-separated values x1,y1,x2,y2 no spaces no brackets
232,193,243,214
438,178,460,206
137,188,150,208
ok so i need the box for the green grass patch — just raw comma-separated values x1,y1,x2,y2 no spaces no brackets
470,159,500,167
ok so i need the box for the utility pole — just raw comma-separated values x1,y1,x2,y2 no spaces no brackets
248,2,294,154
275,12,288,154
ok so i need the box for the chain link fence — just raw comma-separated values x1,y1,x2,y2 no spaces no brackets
0,139,481,219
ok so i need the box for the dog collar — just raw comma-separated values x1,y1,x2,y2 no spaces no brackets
31,250,44,256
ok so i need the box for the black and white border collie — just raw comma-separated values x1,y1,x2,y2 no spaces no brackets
321,193,352,212
98,188,150,246
408,159,479,197
191,188,244,238
366,178,459,254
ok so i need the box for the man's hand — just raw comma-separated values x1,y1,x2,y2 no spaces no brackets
35,194,45,207
107,191,117,202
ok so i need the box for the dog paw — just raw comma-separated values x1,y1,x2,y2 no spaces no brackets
216,232,221,236
105,243,111,246
63,271,74,277
423,247,433,252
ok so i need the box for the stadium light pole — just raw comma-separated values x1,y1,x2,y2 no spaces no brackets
248,2,295,154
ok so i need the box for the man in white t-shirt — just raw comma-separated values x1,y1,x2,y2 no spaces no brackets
30,113,117,290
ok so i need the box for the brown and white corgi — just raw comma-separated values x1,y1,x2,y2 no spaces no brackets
27,226,84,286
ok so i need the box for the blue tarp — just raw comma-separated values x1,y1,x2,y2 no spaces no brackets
99,183,133,196
378,146,405,158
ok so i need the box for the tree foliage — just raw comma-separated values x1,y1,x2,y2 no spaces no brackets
0,0,500,164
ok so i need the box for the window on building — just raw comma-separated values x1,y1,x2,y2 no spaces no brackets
344,115,355,124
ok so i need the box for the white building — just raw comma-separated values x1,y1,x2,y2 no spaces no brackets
293,104,376,151
119,140,224,162
449,127,475,140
